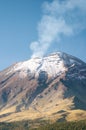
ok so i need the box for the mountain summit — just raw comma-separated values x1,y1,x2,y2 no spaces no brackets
0,52,86,122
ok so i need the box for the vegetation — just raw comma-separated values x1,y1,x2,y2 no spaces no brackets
0,120,86,130
37,120,86,130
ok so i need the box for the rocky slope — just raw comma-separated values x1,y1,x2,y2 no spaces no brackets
0,52,86,122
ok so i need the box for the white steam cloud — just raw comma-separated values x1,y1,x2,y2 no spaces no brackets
30,0,86,58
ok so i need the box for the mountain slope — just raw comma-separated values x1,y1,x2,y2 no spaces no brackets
0,52,86,122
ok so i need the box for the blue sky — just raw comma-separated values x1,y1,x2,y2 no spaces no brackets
0,0,86,71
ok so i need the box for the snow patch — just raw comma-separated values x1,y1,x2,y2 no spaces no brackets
6,53,67,78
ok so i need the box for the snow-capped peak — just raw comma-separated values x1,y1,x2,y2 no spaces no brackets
6,52,85,78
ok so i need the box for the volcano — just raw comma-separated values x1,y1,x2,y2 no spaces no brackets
0,52,86,122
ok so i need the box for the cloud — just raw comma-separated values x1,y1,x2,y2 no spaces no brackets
30,0,86,58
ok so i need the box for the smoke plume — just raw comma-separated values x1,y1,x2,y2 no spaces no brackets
30,0,86,58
